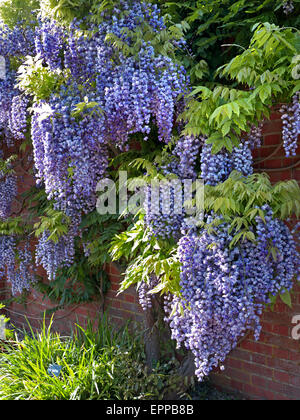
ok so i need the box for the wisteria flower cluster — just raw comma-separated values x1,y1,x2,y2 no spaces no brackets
144,136,203,241
0,237,36,296
165,208,299,380
280,92,300,157
30,1,187,216
200,142,253,186
35,228,77,281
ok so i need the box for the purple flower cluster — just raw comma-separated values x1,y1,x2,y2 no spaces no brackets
165,209,299,380
144,136,203,241
200,142,253,186
144,135,253,241
173,136,204,180
144,181,185,241
0,21,34,147
35,228,77,281
247,123,263,149
9,95,29,141
138,274,159,311
0,172,17,220
34,18,65,71
31,85,109,217
0,23,35,58
283,1,295,14
0,237,36,296
30,1,187,217
280,93,300,157
0,70,22,146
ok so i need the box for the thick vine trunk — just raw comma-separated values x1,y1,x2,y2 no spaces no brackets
144,306,161,370
164,352,196,400
143,296,196,399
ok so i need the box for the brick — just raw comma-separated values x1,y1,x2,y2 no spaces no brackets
268,381,300,399
288,350,300,362
272,325,290,337
272,348,290,360
274,371,290,384
261,334,299,352
252,375,270,389
260,321,274,334
124,294,135,303
110,282,120,291
243,384,275,400
242,361,273,379
240,340,274,356
289,375,300,387
262,120,282,134
109,276,122,286
266,357,300,375
210,373,233,390
108,263,122,277
250,353,267,365
222,367,251,384
226,357,243,370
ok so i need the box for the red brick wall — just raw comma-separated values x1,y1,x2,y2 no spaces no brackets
4,263,143,334
252,112,300,184
210,112,300,400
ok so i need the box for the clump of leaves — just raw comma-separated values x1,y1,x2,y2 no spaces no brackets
17,56,65,101
197,171,300,247
0,315,179,400
110,216,181,296
0,0,39,29
182,23,300,151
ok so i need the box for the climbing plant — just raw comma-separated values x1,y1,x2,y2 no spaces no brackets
0,0,299,381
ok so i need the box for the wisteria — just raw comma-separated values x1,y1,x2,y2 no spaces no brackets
0,171,17,220
280,92,300,157
9,95,29,141
30,2,187,218
31,86,109,217
165,208,299,380
144,137,254,240
35,228,77,281
283,1,295,15
144,136,203,241
0,237,36,296
200,142,253,186
0,0,298,386
247,123,263,150
173,136,204,180
138,274,159,311
144,180,185,241
0,19,35,147
0,69,20,146
0,22,35,58
34,18,65,71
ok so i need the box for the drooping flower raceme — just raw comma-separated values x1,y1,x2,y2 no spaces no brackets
165,209,299,380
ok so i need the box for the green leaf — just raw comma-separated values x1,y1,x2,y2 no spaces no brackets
280,290,292,309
